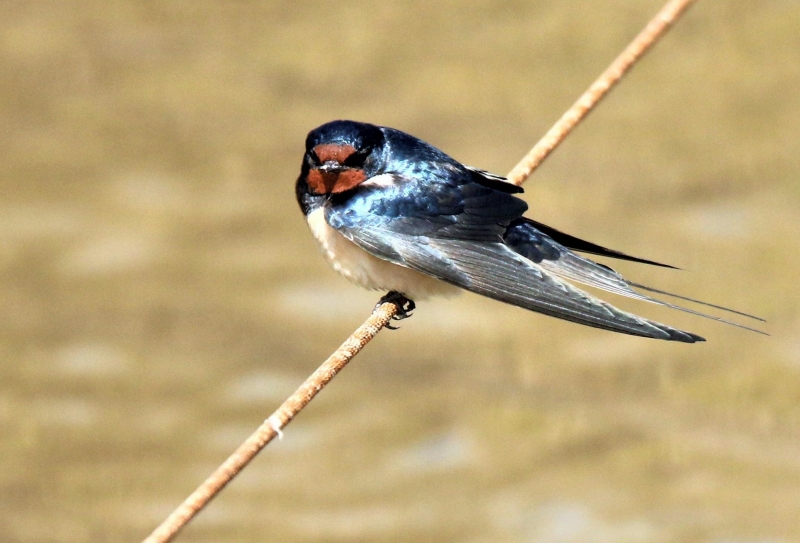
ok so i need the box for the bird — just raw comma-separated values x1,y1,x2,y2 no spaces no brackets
295,120,764,343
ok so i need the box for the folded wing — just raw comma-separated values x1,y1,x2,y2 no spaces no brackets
343,226,705,342
328,176,707,342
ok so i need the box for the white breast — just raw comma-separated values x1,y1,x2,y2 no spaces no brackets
306,207,460,300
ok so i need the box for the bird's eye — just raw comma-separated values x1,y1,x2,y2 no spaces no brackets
307,149,320,165
343,148,369,167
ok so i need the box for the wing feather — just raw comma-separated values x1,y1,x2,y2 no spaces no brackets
424,239,704,342
337,224,704,342
327,173,716,342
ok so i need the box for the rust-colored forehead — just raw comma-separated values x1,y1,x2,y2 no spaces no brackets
313,143,356,163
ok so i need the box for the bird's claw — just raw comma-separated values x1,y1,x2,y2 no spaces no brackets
376,291,415,329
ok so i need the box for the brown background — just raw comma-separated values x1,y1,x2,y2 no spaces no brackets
1,1,799,542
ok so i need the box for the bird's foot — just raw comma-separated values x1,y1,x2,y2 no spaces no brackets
376,291,415,330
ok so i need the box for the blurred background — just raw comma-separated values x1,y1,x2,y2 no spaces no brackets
1,1,798,542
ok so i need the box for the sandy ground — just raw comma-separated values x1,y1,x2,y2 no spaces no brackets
1,1,799,542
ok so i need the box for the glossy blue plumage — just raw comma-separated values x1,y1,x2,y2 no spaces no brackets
296,120,764,341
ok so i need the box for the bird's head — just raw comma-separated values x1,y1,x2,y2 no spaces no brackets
301,120,386,195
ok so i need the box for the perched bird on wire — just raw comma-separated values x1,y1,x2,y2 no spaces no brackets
296,120,764,342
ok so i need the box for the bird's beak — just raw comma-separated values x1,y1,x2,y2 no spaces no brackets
319,161,346,174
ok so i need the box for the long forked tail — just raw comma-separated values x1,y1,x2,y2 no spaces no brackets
505,218,767,336
626,281,764,322
544,252,766,335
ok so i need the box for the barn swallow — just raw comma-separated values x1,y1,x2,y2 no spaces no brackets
296,120,764,342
